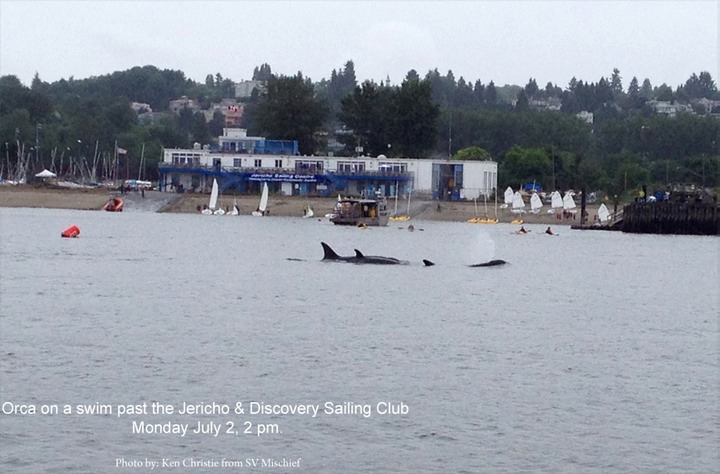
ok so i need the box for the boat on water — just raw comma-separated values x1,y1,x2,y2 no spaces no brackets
252,182,269,216
103,197,123,212
330,197,390,227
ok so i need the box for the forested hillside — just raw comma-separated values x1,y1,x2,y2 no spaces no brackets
1,63,717,197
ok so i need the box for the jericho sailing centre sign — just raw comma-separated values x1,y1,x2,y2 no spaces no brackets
247,173,322,183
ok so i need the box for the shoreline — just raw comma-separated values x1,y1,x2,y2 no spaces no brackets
0,184,606,225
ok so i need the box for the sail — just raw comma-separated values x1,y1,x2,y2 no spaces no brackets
511,191,525,212
258,182,269,212
597,203,610,222
551,191,563,209
530,193,543,213
504,187,515,205
209,179,219,210
563,191,576,210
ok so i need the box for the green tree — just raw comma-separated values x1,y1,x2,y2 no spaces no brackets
524,78,539,99
338,81,393,156
452,146,491,160
391,78,439,157
252,64,273,81
515,89,530,111
484,81,497,107
251,74,327,154
610,68,623,97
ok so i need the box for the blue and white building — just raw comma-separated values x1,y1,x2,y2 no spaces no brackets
159,128,498,201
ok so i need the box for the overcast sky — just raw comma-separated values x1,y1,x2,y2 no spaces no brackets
1,1,717,90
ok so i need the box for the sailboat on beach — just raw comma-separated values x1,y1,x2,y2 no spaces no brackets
468,193,498,224
228,195,240,215
549,190,563,214
201,178,225,215
389,182,411,221
303,199,314,218
252,182,269,216
597,203,611,223
530,193,543,214
563,191,577,215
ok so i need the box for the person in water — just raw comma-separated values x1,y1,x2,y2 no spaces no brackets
545,226,554,235
518,226,527,234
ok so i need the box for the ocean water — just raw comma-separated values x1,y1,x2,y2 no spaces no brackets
0,207,717,473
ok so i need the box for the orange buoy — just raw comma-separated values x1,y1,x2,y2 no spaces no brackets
61,225,80,238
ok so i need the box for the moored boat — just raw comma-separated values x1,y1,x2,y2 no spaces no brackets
330,197,389,226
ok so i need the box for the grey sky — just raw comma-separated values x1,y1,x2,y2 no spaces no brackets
1,1,717,90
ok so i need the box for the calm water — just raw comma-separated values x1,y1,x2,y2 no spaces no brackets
0,207,717,473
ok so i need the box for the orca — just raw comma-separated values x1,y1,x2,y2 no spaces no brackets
321,242,408,265
421,259,505,267
468,259,508,267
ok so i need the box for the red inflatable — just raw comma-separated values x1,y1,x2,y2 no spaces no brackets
103,197,124,212
61,225,80,238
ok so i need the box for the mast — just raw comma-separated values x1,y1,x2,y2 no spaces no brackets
137,143,145,180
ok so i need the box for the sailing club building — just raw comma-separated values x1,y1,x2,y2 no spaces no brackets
158,128,498,201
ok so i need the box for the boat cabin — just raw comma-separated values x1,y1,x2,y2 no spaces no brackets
331,198,389,226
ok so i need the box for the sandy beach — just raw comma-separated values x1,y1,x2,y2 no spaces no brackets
0,184,604,225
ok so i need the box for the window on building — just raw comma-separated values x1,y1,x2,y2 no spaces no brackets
275,159,282,168
378,162,406,173
338,161,364,173
233,159,242,168
254,159,262,167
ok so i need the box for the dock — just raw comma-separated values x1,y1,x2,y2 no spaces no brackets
573,201,719,235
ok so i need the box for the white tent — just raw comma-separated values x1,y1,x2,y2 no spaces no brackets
35,169,57,178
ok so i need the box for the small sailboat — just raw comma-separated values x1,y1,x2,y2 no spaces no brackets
549,190,563,213
511,191,526,214
252,182,269,216
597,203,610,223
530,193,543,214
563,191,577,214
303,200,314,218
202,179,221,215
500,186,514,209
228,196,240,216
